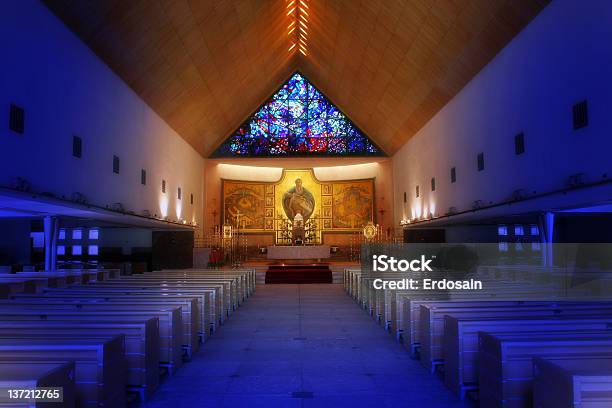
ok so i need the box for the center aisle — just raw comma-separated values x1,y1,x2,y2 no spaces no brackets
143,284,472,408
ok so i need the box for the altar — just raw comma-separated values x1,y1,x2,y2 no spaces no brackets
267,245,331,260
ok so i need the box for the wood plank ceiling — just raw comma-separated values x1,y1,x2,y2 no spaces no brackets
43,0,549,157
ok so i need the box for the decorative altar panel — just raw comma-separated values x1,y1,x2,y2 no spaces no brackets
222,169,374,233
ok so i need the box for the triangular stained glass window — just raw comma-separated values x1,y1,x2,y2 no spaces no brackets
212,72,384,157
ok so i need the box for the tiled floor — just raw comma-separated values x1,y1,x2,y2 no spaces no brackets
142,284,473,407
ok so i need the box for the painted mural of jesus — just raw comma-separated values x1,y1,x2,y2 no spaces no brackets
282,178,315,220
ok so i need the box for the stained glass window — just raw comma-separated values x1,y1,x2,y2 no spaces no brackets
212,72,384,157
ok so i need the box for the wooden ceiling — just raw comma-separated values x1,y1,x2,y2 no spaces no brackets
44,0,549,157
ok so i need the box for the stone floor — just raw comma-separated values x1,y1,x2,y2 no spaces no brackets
141,284,474,407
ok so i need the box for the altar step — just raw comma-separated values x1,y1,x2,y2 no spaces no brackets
265,264,333,284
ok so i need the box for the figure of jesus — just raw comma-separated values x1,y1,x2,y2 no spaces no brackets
282,178,315,220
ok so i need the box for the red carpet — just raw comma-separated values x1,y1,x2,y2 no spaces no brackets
265,264,332,284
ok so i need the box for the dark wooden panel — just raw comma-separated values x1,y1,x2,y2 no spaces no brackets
152,231,194,270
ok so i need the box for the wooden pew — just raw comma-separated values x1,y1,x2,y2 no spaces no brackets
393,281,566,340
3,273,68,289
193,268,256,296
161,268,256,291
478,332,612,408
102,277,235,316
402,300,551,355
419,302,612,373
533,357,612,408
155,269,253,295
57,269,120,281
0,309,182,375
0,361,76,408
28,287,215,338
151,270,253,304
0,336,126,408
0,318,159,400
56,284,222,331
120,277,236,315
443,315,612,398
73,282,226,325
14,290,211,342
343,269,361,301
0,299,199,359
0,279,39,298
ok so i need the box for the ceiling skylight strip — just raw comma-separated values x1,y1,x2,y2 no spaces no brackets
287,0,308,56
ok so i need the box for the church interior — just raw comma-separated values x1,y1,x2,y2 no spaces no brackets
1,0,612,407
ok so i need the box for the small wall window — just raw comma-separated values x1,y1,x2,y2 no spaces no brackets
9,104,25,134
415,185,420,198
29,232,44,248
141,169,147,185
58,229,66,240
190,193,194,205
573,100,588,130
530,224,539,236
72,229,82,240
88,245,99,256
72,245,82,256
431,177,436,192
88,229,99,240
403,192,407,203
162,180,166,193
514,133,525,155
514,225,524,236
498,225,508,236
113,155,120,174
450,167,456,183
57,245,66,255
73,136,82,158
477,153,485,171
178,187,182,200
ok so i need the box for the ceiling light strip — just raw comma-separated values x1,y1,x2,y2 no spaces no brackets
287,0,308,56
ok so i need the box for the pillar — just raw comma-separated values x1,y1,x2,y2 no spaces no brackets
540,212,555,269
44,216,59,272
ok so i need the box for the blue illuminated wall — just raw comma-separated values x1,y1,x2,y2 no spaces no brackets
0,0,204,226
393,0,612,225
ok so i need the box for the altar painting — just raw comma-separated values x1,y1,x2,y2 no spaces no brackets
222,182,266,230
222,169,374,232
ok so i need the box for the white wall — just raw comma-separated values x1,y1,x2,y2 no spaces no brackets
393,0,612,225
0,1,203,227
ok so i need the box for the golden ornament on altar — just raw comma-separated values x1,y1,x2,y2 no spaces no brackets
363,222,377,240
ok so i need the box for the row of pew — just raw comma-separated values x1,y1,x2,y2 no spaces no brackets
344,267,612,408
0,267,255,407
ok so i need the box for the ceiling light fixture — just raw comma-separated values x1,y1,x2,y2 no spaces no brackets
287,0,308,56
